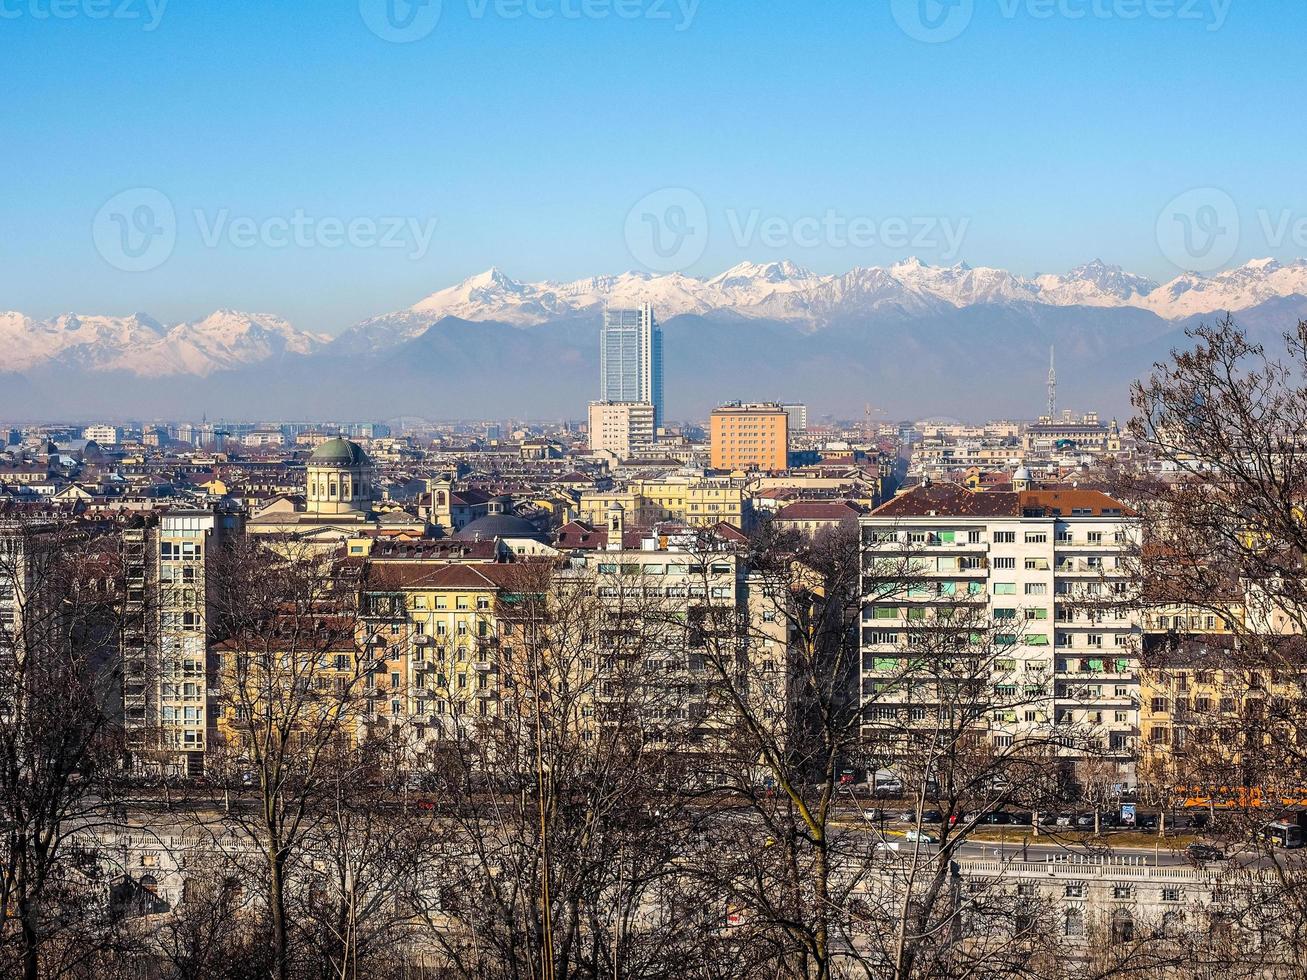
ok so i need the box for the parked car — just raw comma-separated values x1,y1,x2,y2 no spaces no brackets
905,829,937,844
980,811,1013,825
862,808,886,824
899,809,943,823
1055,814,1074,827
1187,843,1226,863
1074,814,1097,830
1009,812,1033,826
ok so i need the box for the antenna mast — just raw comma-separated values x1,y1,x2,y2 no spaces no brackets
1047,346,1057,418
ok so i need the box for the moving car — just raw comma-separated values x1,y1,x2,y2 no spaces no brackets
905,829,937,844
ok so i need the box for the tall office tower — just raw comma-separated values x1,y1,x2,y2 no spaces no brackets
600,304,664,430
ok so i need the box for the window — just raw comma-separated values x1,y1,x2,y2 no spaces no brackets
994,531,1016,543
1025,583,1047,595
1064,910,1084,937
993,557,1016,569
1111,910,1134,944
967,530,982,543
994,583,1017,595
1024,532,1047,544
1064,883,1085,899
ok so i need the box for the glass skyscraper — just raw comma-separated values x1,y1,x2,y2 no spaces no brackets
599,303,663,430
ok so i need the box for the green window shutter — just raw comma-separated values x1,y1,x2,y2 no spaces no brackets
938,531,955,543
874,657,899,671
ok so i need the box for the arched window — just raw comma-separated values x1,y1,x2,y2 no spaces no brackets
1064,909,1084,937
1111,909,1134,943
1161,911,1183,938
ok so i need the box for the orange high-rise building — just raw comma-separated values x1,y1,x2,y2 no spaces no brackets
710,402,789,472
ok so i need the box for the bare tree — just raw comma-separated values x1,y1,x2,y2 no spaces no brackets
0,511,128,980
411,559,733,980
1125,315,1307,979
203,535,385,980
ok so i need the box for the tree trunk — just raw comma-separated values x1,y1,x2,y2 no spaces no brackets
268,845,290,980
813,834,830,980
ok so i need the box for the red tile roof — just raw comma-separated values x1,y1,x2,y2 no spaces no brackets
774,501,863,522
870,483,1131,519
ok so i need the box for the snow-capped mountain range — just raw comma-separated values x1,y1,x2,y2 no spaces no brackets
333,257,1307,351
0,310,329,376
4,258,1307,375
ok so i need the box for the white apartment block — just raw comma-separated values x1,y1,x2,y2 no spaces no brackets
83,424,121,445
588,400,656,458
859,481,1140,768
124,508,243,775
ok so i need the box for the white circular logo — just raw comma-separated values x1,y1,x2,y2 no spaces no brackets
624,187,709,274
891,0,974,43
1156,187,1240,272
92,187,177,273
359,0,442,42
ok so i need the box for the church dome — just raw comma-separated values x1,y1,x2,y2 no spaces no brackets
309,437,370,467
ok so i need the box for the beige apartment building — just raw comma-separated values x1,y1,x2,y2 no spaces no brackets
578,477,749,529
710,402,789,473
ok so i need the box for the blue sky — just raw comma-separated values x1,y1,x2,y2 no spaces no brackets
1,0,1303,333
